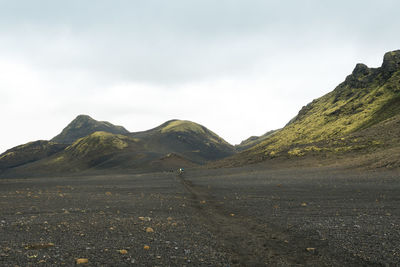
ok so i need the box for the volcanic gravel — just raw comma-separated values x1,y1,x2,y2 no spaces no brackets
0,166,399,266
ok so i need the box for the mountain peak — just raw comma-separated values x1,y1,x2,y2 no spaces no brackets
75,114,95,121
351,63,370,77
382,50,400,74
160,120,207,134
51,115,129,144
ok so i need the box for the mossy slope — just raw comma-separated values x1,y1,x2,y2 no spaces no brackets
0,119,235,176
41,131,147,171
230,50,400,165
131,120,236,163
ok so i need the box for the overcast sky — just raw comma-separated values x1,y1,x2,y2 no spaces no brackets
1,0,399,153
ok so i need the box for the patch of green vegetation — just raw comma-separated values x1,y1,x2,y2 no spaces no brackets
161,120,206,134
288,148,304,157
0,152,15,160
358,94,400,130
51,156,65,163
65,131,136,158
160,120,229,146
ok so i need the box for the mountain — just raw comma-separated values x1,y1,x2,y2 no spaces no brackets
0,141,67,170
0,118,235,176
222,50,400,168
51,115,129,144
22,132,150,173
130,120,236,163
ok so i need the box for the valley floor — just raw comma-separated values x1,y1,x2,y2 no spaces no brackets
0,166,399,266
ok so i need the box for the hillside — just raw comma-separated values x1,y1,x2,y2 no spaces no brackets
51,115,129,144
221,50,400,167
0,141,67,171
131,120,236,163
0,118,235,176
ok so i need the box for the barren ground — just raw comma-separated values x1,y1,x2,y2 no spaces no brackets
0,165,399,266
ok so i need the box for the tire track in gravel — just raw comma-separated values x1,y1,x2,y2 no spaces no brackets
178,175,328,267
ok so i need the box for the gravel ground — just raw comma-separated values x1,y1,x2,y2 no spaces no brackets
0,166,399,266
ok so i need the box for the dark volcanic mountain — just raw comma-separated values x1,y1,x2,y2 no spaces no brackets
130,120,236,163
0,118,235,176
51,115,129,144
221,50,400,168
0,141,67,170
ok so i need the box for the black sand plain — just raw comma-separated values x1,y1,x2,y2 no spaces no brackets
0,165,399,266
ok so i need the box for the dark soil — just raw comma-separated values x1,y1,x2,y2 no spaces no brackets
0,166,399,266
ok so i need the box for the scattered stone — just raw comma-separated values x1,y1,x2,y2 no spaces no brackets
139,216,151,222
76,258,89,264
143,245,150,250
306,247,316,254
301,202,307,207
119,249,128,255
146,227,154,233
105,192,112,196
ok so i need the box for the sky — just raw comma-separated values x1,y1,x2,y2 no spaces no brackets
1,0,400,153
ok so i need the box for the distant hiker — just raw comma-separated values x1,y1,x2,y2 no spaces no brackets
178,168,185,176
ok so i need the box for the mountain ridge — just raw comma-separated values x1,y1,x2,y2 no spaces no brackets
2,49,399,175
0,118,235,176
51,114,130,144
216,49,400,168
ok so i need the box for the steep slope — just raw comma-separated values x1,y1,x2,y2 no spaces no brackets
225,50,400,166
130,120,236,163
52,115,129,144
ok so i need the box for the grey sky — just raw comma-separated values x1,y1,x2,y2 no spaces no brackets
1,0,399,153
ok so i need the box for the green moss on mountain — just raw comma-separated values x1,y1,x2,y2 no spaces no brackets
229,50,400,164
131,119,236,163
64,131,139,158
161,120,207,134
